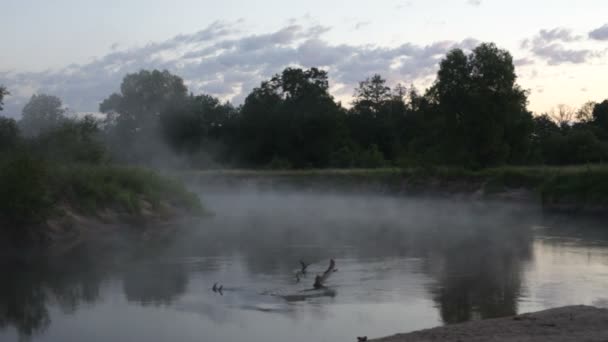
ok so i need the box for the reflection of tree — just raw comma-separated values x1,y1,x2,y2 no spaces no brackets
0,269,50,339
0,256,106,340
428,224,533,324
123,263,188,305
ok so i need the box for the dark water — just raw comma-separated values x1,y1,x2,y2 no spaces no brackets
2,191,608,342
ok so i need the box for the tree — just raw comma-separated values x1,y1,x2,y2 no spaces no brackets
0,86,8,111
19,94,66,136
353,74,392,115
549,104,575,129
238,67,345,168
100,70,188,162
576,101,596,123
592,100,608,130
425,43,533,167
160,94,236,165
0,117,20,152
348,75,411,163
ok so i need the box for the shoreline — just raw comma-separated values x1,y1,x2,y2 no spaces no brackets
370,306,608,342
178,167,608,215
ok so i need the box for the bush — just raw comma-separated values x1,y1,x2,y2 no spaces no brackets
0,155,52,230
355,144,387,168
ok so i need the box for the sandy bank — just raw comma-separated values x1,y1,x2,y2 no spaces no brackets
371,306,608,342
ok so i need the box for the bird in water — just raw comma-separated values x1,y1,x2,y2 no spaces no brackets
217,285,223,295
357,337,368,342
212,283,218,292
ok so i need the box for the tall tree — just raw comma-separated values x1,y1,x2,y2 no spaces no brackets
349,75,410,162
426,43,533,167
238,67,345,168
99,69,188,162
576,101,597,123
160,94,236,161
352,74,392,115
0,86,8,111
593,100,608,130
19,94,66,136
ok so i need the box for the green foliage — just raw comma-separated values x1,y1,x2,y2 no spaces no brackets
593,100,608,130
0,117,20,153
425,43,533,167
0,86,8,111
100,69,188,162
237,67,345,168
29,116,107,164
52,165,204,215
355,144,387,168
0,155,52,229
19,94,66,137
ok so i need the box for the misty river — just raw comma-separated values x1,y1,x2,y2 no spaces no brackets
2,190,608,342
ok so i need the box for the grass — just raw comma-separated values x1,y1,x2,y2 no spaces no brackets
51,164,204,215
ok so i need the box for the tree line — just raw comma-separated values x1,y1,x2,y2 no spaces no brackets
2,42,608,170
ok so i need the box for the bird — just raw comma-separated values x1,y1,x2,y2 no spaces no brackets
357,337,368,342
212,283,218,292
218,285,223,295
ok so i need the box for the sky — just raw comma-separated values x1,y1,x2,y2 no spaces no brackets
1,0,607,117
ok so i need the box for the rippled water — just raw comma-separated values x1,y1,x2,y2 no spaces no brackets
2,191,608,342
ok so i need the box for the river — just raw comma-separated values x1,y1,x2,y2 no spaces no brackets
2,190,608,342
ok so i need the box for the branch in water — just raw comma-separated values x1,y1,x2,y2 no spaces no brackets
313,259,336,289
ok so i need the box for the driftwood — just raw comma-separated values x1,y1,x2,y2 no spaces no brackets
299,260,310,274
313,259,336,289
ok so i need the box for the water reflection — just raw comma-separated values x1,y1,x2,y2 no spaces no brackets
123,263,188,306
1,193,608,342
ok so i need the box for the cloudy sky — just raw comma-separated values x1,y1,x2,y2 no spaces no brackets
1,0,607,117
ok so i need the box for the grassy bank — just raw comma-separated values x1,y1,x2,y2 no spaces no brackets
181,165,608,212
0,157,204,241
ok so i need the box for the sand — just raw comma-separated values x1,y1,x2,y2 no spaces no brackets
370,306,608,342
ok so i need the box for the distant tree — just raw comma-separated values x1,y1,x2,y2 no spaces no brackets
19,94,66,136
0,117,20,152
592,100,608,130
0,86,8,111
348,75,411,163
100,70,187,134
30,115,106,164
353,74,392,114
425,43,533,167
160,94,236,165
238,67,345,167
549,104,575,129
576,101,596,123
99,70,188,162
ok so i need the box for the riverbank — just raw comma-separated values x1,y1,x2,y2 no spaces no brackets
0,162,206,255
179,166,608,214
370,306,608,342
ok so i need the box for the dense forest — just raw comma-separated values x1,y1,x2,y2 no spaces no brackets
2,42,608,172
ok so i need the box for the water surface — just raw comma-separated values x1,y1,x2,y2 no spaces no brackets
2,191,608,342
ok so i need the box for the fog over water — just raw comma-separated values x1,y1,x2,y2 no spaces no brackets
2,187,608,342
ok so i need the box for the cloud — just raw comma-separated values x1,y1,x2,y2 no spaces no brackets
531,44,592,65
514,57,535,67
589,23,608,41
521,27,604,65
0,21,478,115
